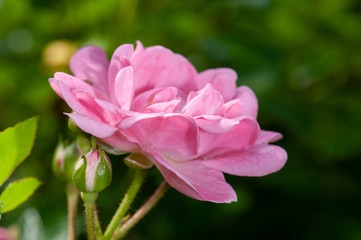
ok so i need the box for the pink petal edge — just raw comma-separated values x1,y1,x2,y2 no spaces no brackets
150,153,237,203
203,145,287,177
66,113,118,138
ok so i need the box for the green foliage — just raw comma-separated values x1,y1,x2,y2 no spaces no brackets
0,178,41,213
0,117,41,219
0,116,38,187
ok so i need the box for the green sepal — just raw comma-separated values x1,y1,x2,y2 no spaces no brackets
93,148,112,192
72,156,88,193
123,153,154,170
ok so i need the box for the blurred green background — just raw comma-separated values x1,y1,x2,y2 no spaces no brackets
1,0,361,239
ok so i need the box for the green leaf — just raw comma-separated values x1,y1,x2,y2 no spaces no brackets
0,116,38,187
0,177,41,213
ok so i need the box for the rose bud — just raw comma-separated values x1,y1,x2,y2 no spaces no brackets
72,146,112,193
53,139,81,181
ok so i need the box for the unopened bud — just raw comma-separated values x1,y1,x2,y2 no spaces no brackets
73,146,112,193
53,139,81,181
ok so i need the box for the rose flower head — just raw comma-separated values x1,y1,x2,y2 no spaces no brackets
49,41,287,203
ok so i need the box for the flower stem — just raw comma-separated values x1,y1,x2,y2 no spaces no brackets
66,183,79,240
113,181,169,239
93,204,103,236
81,192,98,240
103,170,147,240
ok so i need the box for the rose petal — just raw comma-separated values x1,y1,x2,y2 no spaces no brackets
131,87,178,112
49,78,62,98
182,84,224,117
101,131,140,153
133,40,144,59
66,113,118,138
222,86,258,119
133,46,197,94
108,44,134,83
150,153,237,203
94,98,122,114
203,145,287,177
256,130,283,145
198,117,260,157
73,90,123,126
197,68,237,101
114,66,135,110
120,114,199,160
108,44,134,103
69,46,109,95
133,57,157,95
50,72,97,97
195,115,239,134
58,81,101,120
143,99,181,113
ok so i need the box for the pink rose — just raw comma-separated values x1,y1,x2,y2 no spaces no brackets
49,41,287,203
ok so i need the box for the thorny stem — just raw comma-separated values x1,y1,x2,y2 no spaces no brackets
66,183,79,240
103,170,147,240
81,192,98,240
93,204,103,237
113,181,169,239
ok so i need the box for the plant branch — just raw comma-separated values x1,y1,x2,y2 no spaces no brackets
113,181,169,239
103,170,147,240
81,192,98,240
93,203,103,237
66,183,79,240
